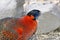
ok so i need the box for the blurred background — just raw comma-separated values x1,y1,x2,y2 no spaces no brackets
0,0,60,40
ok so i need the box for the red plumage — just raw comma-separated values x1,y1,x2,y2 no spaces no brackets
0,15,37,40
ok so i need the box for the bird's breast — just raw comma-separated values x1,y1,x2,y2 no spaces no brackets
17,16,37,40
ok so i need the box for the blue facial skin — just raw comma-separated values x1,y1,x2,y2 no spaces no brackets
27,10,40,20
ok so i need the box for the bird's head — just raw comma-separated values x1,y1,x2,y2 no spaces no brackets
27,10,41,20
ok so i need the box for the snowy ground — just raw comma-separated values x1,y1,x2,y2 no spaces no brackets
30,31,60,40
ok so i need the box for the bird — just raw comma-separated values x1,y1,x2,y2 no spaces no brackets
0,9,40,40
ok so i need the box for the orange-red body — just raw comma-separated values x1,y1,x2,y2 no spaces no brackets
14,15,37,40
1,15,37,40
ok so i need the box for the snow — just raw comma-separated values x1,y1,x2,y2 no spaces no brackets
0,0,17,10
0,0,17,19
24,1,56,14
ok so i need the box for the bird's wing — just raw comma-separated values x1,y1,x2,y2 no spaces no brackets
0,17,23,40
